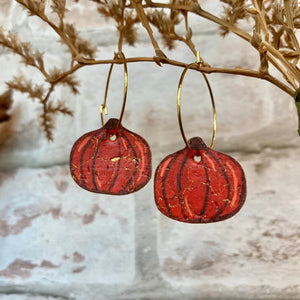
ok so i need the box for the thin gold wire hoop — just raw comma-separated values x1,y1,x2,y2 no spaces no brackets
177,62,216,150
100,51,128,130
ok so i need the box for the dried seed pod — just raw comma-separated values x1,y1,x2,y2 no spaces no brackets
70,118,152,195
154,137,246,223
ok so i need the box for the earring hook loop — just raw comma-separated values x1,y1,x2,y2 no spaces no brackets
100,51,128,130
177,57,216,150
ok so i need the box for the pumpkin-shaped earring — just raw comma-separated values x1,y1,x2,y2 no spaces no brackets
70,51,152,195
154,54,247,223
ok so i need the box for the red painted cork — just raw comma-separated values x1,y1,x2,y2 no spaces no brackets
70,118,152,195
154,137,246,223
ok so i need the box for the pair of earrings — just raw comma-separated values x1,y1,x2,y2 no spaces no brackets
69,51,247,223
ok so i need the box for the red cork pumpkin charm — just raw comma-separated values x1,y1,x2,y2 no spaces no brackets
154,137,246,223
70,118,152,195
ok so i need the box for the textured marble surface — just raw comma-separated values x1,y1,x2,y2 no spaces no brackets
0,0,300,299
0,146,300,299
0,166,135,299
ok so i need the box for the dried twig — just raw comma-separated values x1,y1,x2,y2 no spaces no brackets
1,0,300,139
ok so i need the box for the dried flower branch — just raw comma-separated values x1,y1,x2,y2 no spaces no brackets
38,84,72,141
131,0,166,58
146,8,179,49
6,75,46,101
64,23,97,60
51,0,67,27
0,0,94,139
219,0,249,36
5,75,72,141
15,0,97,61
0,28,47,77
47,100,73,116
48,67,80,94
1,0,300,139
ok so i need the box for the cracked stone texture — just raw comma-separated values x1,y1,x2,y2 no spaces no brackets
0,0,300,299
0,147,300,299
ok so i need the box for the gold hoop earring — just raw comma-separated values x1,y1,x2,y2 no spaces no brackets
154,54,247,223
177,60,216,149
100,51,128,130
70,51,152,195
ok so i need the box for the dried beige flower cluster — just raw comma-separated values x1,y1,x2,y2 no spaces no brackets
0,0,300,139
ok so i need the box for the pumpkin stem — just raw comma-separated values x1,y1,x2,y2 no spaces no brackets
188,137,208,151
103,118,120,131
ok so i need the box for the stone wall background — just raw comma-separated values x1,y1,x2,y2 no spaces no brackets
0,1,300,299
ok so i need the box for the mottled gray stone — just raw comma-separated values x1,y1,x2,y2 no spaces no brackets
0,146,299,299
0,0,12,28
0,296,67,300
156,146,300,299
0,166,135,298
